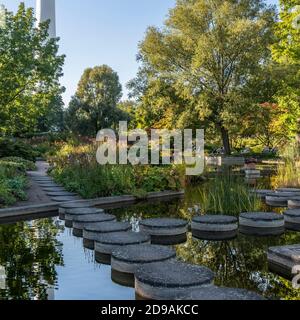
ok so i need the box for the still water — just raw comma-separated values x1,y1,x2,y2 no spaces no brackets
0,185,300,300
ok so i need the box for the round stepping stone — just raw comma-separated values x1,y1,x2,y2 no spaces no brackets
178,286,265,300
245,170,261,177
239,212,285,236
191,215,238,240
277,188,300,193
284,209,300,231
58,201,93,219
72,214,116,237
139,218,188,245
268,244,300,279
64,208,103,227
111,244,176,287
288,197,300,209
250,189,273,200
265,195,288,207
94,232,150,265
83,222,132,250
51,196,81,203
135,260,214,300
46,191,77,197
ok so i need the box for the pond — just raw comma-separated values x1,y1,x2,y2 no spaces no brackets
0,175,300,300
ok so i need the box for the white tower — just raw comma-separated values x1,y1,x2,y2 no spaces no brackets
36,0,56,38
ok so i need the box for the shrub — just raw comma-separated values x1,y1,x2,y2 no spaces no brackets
0,138,37,161
0,157,36,171
0,159,29,207
49,143,185,199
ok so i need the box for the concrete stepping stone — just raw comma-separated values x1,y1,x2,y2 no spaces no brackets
111,244,176,287
64,208,104,227
239,212,285,236
178,286,265,300
265,195,287,207
72,214,116,237
250,189,273,200
46,191,77,197
83,222,132,250
277,188,300,193
94,232,150,265
32,177,53,182
267,244,300,279
135,260,214,300
265,192,296,207
139,218,188,245
191,215,238,240
39,185,62,190
59,201,92,216
283,209,300,231
43,187,66,192
288,197,300,209
51,196,81,203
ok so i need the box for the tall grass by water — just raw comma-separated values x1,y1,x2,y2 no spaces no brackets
273,143,300,188
196,174,261,216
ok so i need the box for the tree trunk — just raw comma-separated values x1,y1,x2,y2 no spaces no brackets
220,126,231,155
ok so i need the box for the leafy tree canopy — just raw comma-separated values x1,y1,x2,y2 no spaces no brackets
0,3,65,136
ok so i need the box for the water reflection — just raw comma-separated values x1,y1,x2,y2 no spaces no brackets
0,170,299,300
0,218,63,300
176,232,300,300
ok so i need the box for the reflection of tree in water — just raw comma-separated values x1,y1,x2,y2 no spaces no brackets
0,218,64,300
176,232,300,300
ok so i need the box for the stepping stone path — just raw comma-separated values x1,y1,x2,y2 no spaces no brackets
83,222,132,250
72,214,116,237
283,209,300,231
139,218,188,245
239,212,285,236
191,215,238,240
267,244,300,279
288,197,300,209
111,244,176,287
64,208,104,227
135,260,214,300
94,232,150,265
178,286,265,300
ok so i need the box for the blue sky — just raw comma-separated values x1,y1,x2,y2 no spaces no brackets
1,0,279,106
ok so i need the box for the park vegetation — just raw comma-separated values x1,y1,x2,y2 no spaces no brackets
0,1,299,202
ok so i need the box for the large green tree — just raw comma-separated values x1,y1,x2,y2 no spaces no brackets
272,0,300,145
130,0,276,154
0,3,65,136
65,65,124,135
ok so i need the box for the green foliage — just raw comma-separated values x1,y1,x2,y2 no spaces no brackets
0,157,36,171
0,158,29,207
129,0,276,154
0,138,37,161
65,65,126,136
0,3,65,136
49,143,184,199
271,1,300,145
196,174,261,216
